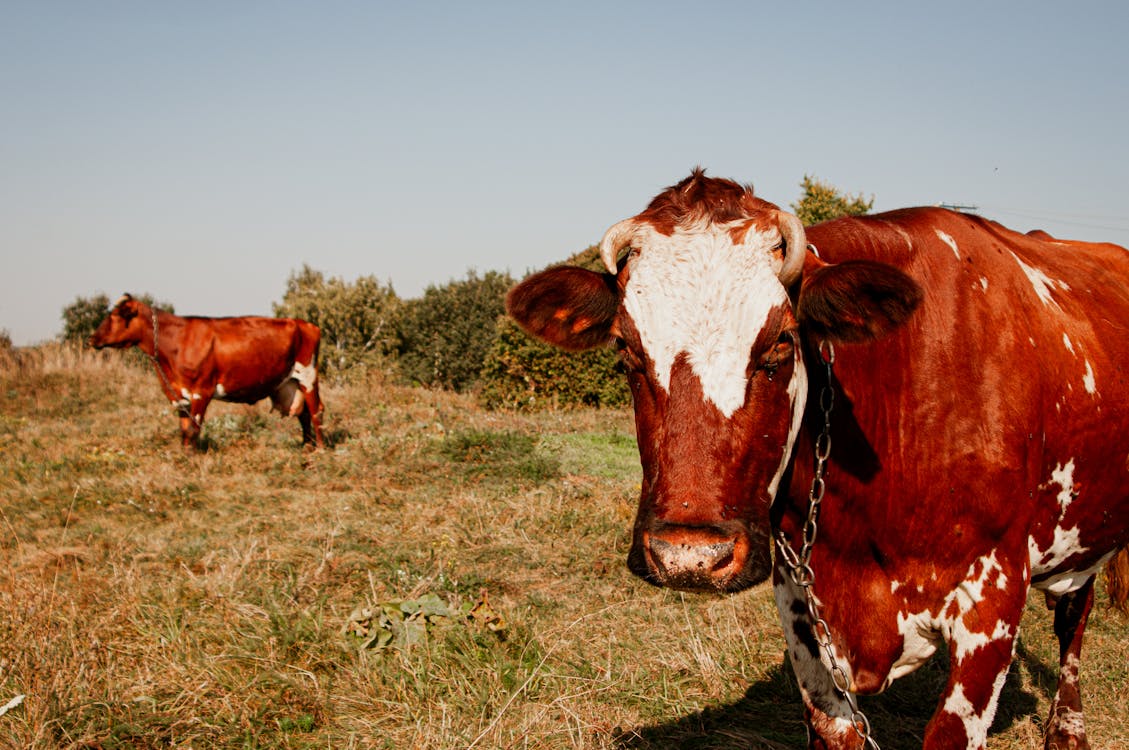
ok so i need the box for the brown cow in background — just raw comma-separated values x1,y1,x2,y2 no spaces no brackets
90,293,325,450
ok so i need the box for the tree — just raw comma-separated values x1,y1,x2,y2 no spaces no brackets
273,265,401,378
791,175,874,226
62,293,173,343
396,270,514,392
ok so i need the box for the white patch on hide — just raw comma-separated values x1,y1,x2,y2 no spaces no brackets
1010,251,1070,308
772,570,855,719
936,229,961,260
1048,459,1076,512
1082,360,1096,394
290,360,318,390
1030,526,1085,572
766,354,808,499
942,668,1010,750
1062,334,1075,355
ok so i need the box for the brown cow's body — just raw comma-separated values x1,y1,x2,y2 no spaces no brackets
507,171,1129,749
91,294,325,449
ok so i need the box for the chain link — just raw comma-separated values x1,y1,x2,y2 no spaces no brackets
775,340,880,749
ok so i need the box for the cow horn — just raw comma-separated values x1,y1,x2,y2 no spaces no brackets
599,219,635,274
776,211,807,286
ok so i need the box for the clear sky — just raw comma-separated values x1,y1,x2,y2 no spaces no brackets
3,1,1127,345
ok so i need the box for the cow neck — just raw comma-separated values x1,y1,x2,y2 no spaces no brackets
148,307,177,402
774,340,880,749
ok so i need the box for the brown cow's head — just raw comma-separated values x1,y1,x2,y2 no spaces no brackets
507,170,920,593
89,294,147,350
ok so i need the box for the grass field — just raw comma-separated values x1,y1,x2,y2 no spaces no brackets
1,345,1126,749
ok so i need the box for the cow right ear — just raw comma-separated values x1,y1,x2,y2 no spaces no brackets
506,267,620,351
796,259,922,343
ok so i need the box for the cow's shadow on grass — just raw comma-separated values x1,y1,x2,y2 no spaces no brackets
616,644,1046,750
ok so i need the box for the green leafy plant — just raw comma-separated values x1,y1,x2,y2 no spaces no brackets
396,270,513,392
791,174,874,225
273,265,401,380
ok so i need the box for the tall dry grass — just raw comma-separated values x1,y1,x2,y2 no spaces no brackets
0,345,1125,749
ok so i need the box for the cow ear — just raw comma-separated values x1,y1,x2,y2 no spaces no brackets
506,267,619,351
796,260,922,343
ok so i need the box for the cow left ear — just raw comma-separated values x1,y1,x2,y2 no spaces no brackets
796,258,923,343
506,266,620,351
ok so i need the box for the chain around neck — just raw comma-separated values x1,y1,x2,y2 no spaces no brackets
775,340,879,749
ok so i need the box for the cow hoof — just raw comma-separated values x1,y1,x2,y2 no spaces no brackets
1045,731,1090,750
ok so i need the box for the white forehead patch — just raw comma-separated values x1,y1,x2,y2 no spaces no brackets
623,221,790,417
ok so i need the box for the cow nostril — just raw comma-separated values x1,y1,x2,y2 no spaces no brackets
649,536,736,577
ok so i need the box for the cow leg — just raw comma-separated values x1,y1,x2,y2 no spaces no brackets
922,609,1021,749
774,572,869,749
299,382,325,449
178,397,209,450
1044,577,1095,750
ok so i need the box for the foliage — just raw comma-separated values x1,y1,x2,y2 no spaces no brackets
62,293,174,344
344,591,505,652
791,174,874,225
273,265,401,380
480,245,630,411
479,316,630,410
396,270,513,392
0,329,14,371
61,293,111,344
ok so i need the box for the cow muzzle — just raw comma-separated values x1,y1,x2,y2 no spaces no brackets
629,523,770,593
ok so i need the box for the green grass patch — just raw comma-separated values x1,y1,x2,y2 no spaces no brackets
438,428,560,484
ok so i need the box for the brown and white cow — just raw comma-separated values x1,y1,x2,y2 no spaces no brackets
507,170,1129,749
90,294,326,450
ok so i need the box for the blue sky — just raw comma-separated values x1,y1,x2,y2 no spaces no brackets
3,1,1127,345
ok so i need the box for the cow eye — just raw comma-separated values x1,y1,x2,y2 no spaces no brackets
758,333,794,380
615,338,645,373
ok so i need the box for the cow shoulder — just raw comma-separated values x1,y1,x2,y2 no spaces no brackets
507,266,619,351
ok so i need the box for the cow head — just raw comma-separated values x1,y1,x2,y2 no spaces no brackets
507,170,920,593
89,293,146,350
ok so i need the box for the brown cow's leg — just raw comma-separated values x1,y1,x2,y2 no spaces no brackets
1044,578,1094,750
300,384,325,449
923,632,1015,750
178,414,199,450
179,398,209,450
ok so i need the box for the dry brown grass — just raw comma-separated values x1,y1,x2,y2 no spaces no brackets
1,344,1126,749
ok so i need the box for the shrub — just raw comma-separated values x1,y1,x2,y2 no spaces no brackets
273,265,401,380
791,175,873,225
61,294,112,343
478,316,629,410
479,245,630,411
396,270,513,392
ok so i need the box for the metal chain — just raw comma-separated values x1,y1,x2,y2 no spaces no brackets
775,340,879,749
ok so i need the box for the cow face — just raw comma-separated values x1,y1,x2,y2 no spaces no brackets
508,170,922,596
89,294,145,349
510,172,809,593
